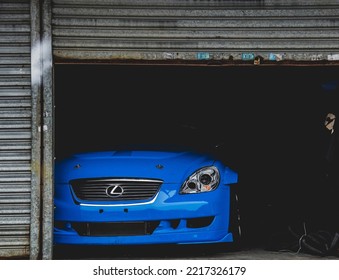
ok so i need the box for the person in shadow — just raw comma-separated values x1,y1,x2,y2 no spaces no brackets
265,81,339,256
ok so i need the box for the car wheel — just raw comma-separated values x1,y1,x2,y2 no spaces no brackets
211,189,242,253
229,189,242,248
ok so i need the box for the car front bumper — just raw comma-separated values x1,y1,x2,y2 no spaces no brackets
53,183,234,245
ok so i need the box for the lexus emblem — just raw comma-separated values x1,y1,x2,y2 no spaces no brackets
106,185,124,197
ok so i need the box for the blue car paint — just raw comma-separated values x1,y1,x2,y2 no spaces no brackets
54,150,238,245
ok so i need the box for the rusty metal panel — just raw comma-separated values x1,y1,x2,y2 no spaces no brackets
0,0,32,258
52,0,339,63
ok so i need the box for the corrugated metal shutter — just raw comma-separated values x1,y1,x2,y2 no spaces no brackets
0,0,32,258
52,0,339,63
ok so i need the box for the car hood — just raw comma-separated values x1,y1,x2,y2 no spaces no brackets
55,150,218,184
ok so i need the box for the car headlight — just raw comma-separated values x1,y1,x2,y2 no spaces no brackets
180,166,220,194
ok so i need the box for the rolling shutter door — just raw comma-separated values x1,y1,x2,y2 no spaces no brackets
0,0,33,258
52,0,339,63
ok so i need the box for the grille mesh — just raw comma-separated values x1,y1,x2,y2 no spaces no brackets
70,178,162,201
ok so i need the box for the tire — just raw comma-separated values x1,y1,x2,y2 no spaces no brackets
229,189,242,248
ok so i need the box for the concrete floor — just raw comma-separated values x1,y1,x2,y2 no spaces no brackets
53,244,338,260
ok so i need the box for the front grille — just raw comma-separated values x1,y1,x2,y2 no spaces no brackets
72,221,160,236
70,178,162,202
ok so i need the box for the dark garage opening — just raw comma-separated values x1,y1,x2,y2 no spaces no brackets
54,64,338,258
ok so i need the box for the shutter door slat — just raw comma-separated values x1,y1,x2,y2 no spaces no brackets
0,0,31,258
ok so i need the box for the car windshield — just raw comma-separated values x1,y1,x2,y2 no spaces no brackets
94,120,217,152
56,116,225,160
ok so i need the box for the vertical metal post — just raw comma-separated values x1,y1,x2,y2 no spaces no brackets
30,0,43,260
41,0,54,260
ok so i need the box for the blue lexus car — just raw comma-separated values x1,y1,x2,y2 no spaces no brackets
54,123,241,248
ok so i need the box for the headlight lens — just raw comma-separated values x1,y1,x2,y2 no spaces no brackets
180,166,220,194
